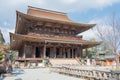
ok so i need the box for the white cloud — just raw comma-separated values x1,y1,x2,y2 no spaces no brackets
0,0,120,19
80,16,110,40
79,29,98,40
80,15,119,41
0,0,120,14
0,27,14,43
0,21,14,43
0,0,120,43
4,22,11,27
60,0,77,4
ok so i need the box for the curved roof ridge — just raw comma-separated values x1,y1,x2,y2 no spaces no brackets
27,6,73,22
28,6,67,15
16,11,96,26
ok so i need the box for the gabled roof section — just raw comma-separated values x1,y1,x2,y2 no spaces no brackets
15,11,96,34
27,6,72,22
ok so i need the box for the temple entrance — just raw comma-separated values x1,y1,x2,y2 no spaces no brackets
56,48,60,58
73,49,76,58
35,47,41,58
46,48,50,58
70,49,72,58
65,48,68,58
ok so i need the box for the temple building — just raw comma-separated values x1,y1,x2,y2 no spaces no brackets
10,6,101,65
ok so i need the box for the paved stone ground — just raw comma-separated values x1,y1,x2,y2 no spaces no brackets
2,65,115,80
3,68,84,80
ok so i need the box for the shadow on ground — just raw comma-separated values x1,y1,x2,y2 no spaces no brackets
11,68,24,76
1,68,25,80
15,78,23,80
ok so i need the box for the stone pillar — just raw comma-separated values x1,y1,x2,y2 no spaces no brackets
43,44,46,58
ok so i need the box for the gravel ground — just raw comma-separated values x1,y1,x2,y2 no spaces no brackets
3,68,84,80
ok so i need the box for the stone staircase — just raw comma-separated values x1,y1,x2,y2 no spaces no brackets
49,58,80,67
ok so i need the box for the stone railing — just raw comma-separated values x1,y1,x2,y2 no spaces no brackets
50,66,120,80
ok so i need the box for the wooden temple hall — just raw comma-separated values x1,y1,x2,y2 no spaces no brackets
10,6,101,61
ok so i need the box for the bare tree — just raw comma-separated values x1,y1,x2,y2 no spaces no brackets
95,14,120,68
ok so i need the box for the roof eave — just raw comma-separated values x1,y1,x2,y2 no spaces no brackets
16,11,96,29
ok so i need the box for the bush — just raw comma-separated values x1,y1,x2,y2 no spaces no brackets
0,66,6,74
0,52,5,61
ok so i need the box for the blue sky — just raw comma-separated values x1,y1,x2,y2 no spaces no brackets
0,0,120,43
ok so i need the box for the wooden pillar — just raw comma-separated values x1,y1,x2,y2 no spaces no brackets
70,48,72,58
85,48,88,58
67,48,70,58
41,47,43,58
53,47,56,58
49,47,52,58
40,47,42,58
73,48,76,58
77,47,80,58
33,46,35,58
52,47,54,58
63,47,65,58
59,47,62,58
43,43,46,58
50,47,54,58
72,47,76,58
23,44,26,58
81,48,83,58
62,47,63,58
23,52,26,58
72,48,74,58
80,45,83,58
74,48,77,58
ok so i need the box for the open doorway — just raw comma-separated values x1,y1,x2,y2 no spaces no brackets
46,48,50,58
70,49,72,58
35,47,41,58
56,48,60,58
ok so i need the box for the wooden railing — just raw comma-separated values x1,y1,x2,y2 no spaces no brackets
50,66,120,80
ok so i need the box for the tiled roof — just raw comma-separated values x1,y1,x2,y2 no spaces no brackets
10,32,102,50
27,33,83,41
27,6,71,22
15,11,96,34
